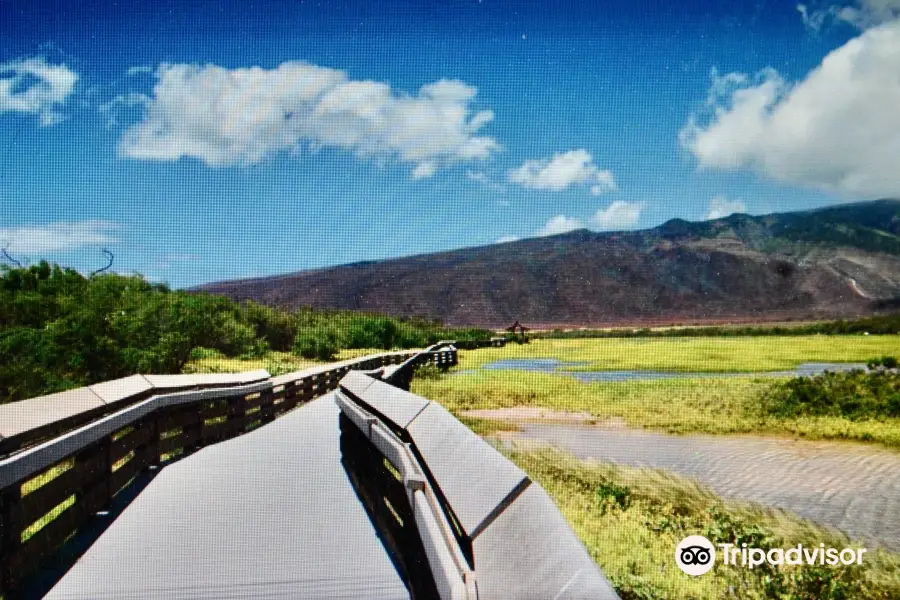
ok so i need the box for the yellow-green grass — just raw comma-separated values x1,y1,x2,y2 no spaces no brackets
412,371,900,448
183,348,387,376
510,448,900,600
457,336,900,372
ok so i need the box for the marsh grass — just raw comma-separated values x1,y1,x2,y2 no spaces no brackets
183,348,385,376
510,448,900,599
413,369,900,448
457,336,900,372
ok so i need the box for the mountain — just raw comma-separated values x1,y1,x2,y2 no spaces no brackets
198,199,900,327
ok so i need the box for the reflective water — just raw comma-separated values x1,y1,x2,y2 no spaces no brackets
504,422,900,551
480,359,867,382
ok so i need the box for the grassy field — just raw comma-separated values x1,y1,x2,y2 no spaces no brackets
412,336,900,448
457,336,900,372
413,370,900,448
183,348,386,376
510,448,900,599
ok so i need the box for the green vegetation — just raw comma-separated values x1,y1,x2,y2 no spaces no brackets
868,356,899,369
510,449,900,599
455,336,900,372
534,312,900,340
0,263,489,403
763,369,900,421
440,371,900,448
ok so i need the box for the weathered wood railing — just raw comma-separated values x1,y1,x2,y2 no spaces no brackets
0,345,458,595
336,357,620,600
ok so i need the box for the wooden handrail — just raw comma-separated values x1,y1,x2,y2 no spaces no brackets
336,366,620,600
0,346,459,594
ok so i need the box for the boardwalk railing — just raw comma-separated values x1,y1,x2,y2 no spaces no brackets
0,345,456,594
336,365,620,599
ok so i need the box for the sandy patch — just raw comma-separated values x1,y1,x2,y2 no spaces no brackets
463,407,627,427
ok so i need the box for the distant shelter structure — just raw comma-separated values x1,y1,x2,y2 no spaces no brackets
505,320,530,343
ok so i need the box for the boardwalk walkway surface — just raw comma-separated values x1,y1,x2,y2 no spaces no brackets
45,396,410,600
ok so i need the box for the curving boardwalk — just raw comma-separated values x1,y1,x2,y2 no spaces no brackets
44,396,411,600
503,421,900,552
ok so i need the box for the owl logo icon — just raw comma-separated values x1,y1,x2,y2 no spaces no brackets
676,535,716,576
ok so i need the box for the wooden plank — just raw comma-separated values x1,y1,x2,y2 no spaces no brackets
201,421,228,443
76,446,110,488
200,400,229,419
1,486,17,566
80,477,111,517
158,427,199,456
0,388,105,442
243,393,266,410
259,405,276,425
157,407,200,432
110,445,154,494
7,465,83,534
109,424,154,461
5,497,89,585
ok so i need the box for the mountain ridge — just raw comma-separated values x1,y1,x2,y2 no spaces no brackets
198,199,900,327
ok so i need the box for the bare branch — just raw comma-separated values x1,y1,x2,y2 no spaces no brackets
1,246,23,268
90,248,114,277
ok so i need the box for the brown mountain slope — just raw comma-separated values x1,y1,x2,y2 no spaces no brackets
198,200,900,327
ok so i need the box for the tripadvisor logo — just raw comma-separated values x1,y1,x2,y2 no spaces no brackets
675,535,867,576
676,535,716,576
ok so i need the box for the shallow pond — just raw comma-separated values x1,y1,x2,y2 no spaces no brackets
501,421,900,551
478,358,867,382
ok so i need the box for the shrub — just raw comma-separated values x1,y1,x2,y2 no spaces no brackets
413,363,443,380
189,347,226,360
292,328,340,361
867,356,898,369
762,369,900,420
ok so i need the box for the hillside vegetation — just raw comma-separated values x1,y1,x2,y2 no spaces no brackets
0,262,488,403
199,199,900,327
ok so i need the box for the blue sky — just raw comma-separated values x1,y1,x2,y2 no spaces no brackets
2,0,899,287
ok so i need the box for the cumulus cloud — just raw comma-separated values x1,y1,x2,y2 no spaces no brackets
680,19,900,198
0,221,120,254
496,235,520,243
116,62,500,177
500,201,643,243
508,150,616,194
589,201,643,230
706,196,747,219
467,170,507,193
535,215,585,236
798,0,900,31
0,57,78,125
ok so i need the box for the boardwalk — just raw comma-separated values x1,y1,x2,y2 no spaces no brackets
45,396,410,599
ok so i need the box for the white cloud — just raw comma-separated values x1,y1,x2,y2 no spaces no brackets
508,150,616,194
0,221,120,254
590,201,644,230
798,1,900,31
535,215,585,237
0,57,78,125
496,235,520,243
411,162,437,180
117,62,500,177
681,19,900,198
467,170,507,193
706,196,747,219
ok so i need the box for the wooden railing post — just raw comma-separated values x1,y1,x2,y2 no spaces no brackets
0,485,15,592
